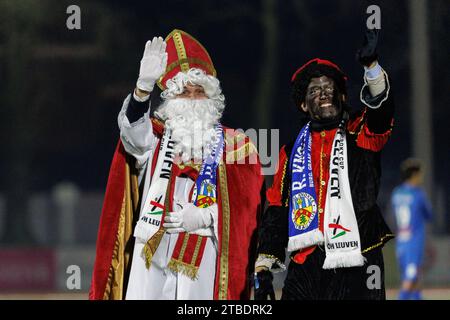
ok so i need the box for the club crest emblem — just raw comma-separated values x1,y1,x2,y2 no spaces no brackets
195,179,216,208
291,192,317,230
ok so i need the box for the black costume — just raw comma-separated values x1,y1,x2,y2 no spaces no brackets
255,56,395,300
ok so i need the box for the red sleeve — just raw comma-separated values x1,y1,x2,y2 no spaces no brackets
356,122,393,152
347,109,393,152
266,145,289,206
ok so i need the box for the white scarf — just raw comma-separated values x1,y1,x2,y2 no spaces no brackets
322,128,365,269
133,128,175,243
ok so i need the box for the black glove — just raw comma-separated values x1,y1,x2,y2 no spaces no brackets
254,270,276,300
356,29,379,67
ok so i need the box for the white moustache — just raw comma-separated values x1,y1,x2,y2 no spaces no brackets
154,98,224,163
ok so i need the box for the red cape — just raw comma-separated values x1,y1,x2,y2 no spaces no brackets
90,119,264,300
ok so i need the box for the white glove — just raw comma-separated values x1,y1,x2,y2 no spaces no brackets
163,203,216,234
136,36,168,92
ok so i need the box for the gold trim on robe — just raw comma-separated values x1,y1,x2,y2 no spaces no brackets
218,162,230,300
103,159,138,299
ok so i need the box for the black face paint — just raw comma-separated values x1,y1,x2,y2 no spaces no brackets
304,76,342,121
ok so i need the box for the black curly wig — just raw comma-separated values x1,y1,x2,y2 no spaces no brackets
291,58,348,110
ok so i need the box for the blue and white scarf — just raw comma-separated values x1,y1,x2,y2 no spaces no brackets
191,125,224,208
288,122,365,269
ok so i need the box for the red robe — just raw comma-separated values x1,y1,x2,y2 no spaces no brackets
89,118,264,300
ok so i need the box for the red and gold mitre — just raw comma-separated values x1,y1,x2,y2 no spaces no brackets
157,29,217,90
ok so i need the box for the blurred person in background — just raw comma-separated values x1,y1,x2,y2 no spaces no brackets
391,158,433,300
89,29,264,300
254,28,395,300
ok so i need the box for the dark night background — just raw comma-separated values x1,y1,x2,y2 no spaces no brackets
0,0,448,296
0,0,450,235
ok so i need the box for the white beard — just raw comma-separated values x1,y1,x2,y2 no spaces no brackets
154,98,224,164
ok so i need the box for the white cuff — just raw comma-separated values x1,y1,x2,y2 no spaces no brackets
364,61,383,80
363,62,386,97
255,254,286,273
133,89,150,102
360,69,391,109
366,73,386,97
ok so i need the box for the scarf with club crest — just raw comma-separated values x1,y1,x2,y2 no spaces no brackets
288,121,365,269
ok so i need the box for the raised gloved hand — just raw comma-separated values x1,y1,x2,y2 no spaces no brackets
356,29,379,67
163,203,215,234
254,270,276,300
136,36,168,93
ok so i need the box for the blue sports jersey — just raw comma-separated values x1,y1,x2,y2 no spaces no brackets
391,183,432,280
